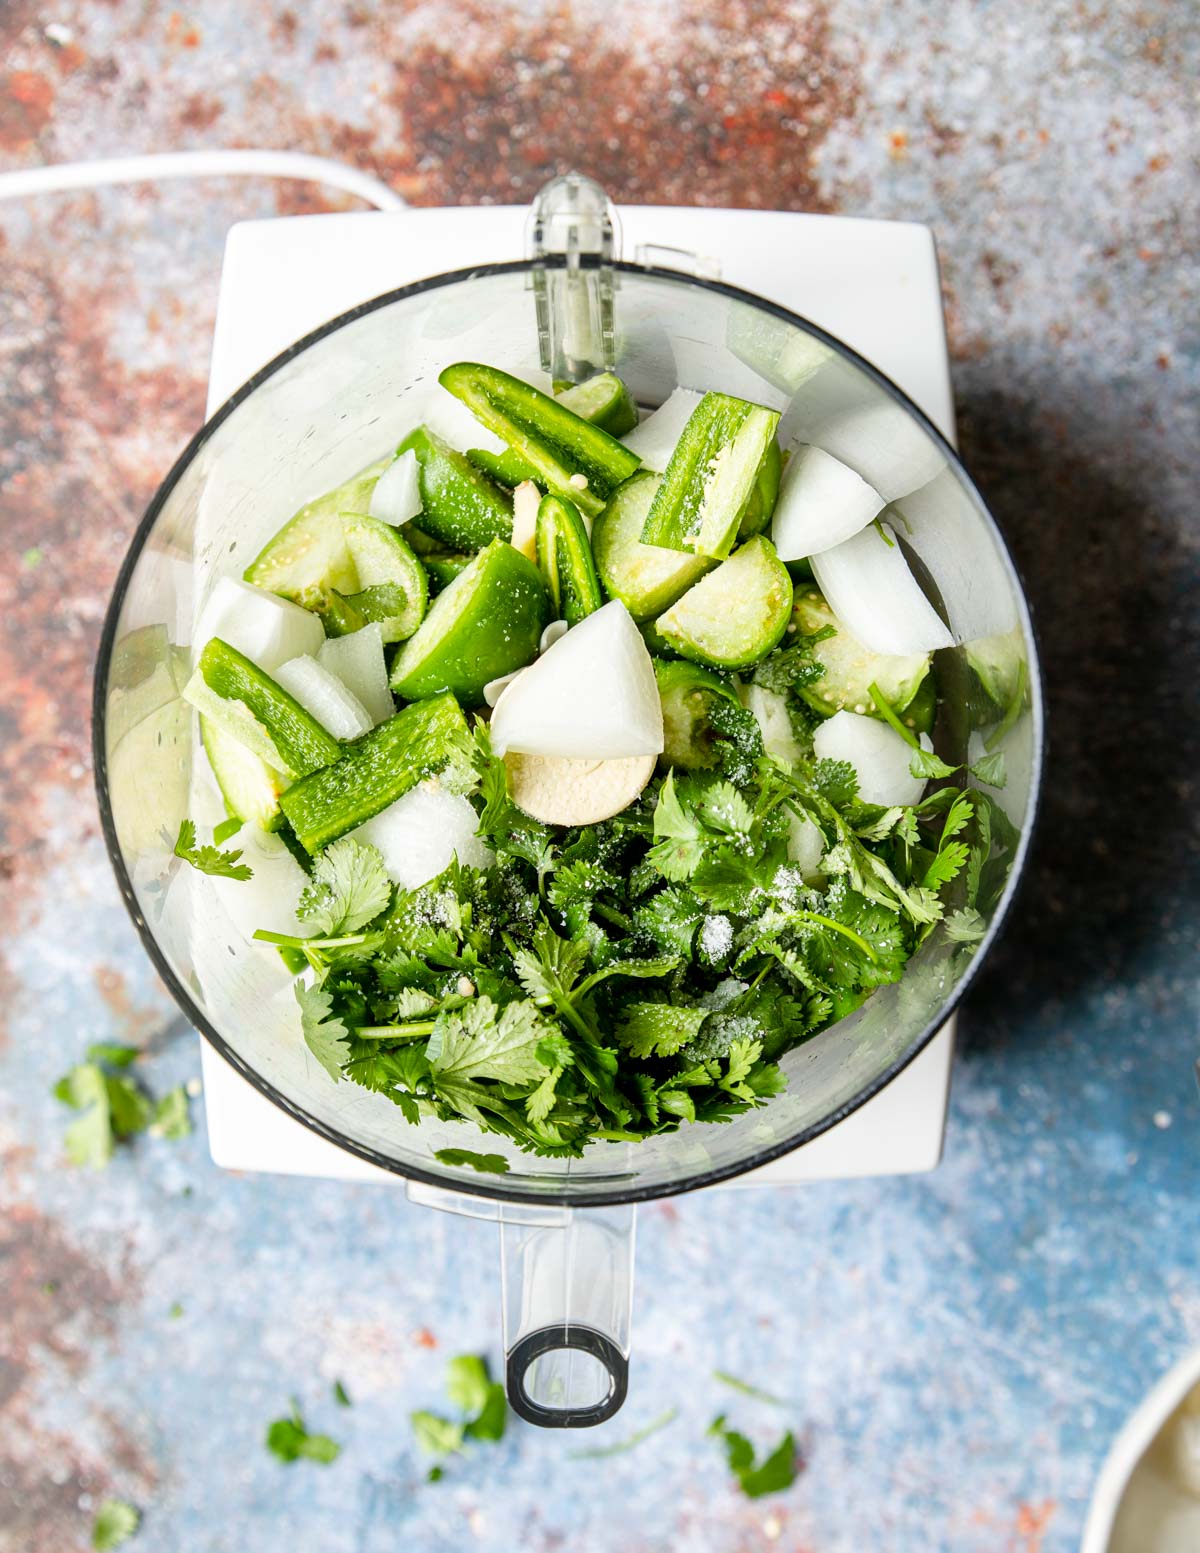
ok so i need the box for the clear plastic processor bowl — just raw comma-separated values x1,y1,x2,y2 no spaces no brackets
94,253,1043,1425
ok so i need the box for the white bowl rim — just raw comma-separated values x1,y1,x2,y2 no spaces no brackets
1082,1344,1200,1553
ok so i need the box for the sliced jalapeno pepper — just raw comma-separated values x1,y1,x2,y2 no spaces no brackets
535,494,604,626
468,372,639,489
194,638,342,777
397,425,513,551
438,363,641,519
279,692,472,853
639,391,781,559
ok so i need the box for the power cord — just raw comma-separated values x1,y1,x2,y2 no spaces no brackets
0,149,406,210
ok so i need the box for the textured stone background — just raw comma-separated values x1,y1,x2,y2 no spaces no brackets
1,2,1197,1550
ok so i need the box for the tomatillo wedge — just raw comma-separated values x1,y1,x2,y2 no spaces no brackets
791,590,929,722
639,391,781,559
654,659,741,770
655,536,793,671
439,362,641,519
243,457,388,604
536,493,603,626
389,538,550,706
592,474,714,622
397,425,513,551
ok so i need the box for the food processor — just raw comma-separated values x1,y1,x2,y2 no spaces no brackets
94,175,1043,1427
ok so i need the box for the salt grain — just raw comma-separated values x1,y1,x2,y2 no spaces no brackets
699,914,733,959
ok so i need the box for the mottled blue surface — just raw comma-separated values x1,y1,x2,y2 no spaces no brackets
3,842,1198,1551
2,0,1198,1549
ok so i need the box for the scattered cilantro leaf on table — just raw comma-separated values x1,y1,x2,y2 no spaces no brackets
172,818,253,880
92,1498,140,1550
266,1401,341,1465
411,1354,507,1479
709,1414,800,1498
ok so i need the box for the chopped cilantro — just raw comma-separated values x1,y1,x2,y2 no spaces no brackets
333,1379,352,1408
256,681,1018,1155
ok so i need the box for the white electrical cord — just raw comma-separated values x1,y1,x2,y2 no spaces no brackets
0,149,406,210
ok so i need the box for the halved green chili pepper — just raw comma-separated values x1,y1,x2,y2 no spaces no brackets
736,436,783,539
468,372,640,489
197,638,342,777
535,494,603,626
438,362,641,519
279,691,472,853
639,391,781,559
397,426,513,551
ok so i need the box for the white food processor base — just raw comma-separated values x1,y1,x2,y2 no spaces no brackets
200,203,958,1188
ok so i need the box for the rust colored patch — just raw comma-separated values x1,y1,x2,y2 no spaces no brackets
0,1196,154,1553
275,8,300,43
0,253,205,1037
1013,1499,1056,1552
0,70,55,149
411,1326,437,1349
924,110,965,158
93,965,168,1046
374,0,859,211
178,91,223,132
166,10,202,48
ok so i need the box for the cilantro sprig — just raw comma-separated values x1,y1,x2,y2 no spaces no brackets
172,818,252,880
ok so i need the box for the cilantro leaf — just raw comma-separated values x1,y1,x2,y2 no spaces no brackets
266,1403,341,1465
709,1415,800,1499
334,1379,352,1407
706,698,766,785
297,837,391,935
433,1147,511,1175
151,1086,191,1140
945,906,986,944
811,759,858,807
92,1498,140,1551
616,1003,709,1058
426,996,551,1086
909,747,960,780
173,818,253,881
294,981,350,1083
411,1411,465,1460
647,771,705,880
969,749,1007,789
54,1064,114,1169
632,888,701,958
